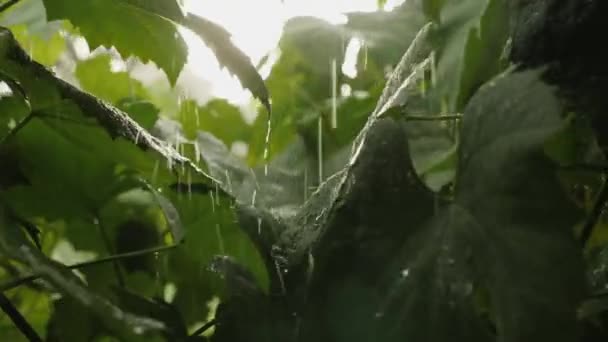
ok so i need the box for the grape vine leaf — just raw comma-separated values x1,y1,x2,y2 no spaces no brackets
75,54,148,104
378,71,585,341
42,0,187,85
184,14,270,113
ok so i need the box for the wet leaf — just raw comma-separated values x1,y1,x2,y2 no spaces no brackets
184,14,270,112
42,0,187,84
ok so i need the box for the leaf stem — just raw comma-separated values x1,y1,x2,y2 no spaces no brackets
0,293,42,342
0,244,179,292
580,177,608,247
0,0,19,13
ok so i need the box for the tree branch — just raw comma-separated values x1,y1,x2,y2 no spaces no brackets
0,293,42,342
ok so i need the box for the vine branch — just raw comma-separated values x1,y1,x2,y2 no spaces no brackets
188,319,217,338
402,114,463,122
0,112,34,147
0,244,179,292
0,0,19,13
0,293,42,342
580,177,608,247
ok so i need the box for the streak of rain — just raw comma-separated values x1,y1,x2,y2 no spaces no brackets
331,59,338,129
263,115,272,176
151,160,159,184
215,223,225,254
317,116,323,184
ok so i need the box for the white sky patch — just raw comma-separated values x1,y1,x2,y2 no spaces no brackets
342,37,363,78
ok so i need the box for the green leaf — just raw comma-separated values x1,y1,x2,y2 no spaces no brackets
121,0,185,22
423,0,446,22
178,99,250,145
183,14,270,112
423,0,511,115
456,0,510,109
10,24,66,66
116,98,159,130
43,0,187,84
383,71,584,341
75,54,148,104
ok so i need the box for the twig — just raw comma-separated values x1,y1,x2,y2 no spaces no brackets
0,244,179,292
0,0,19,13
580,178,608,247
188,319,217,338
0,293,42,342
0,113,34,146
94,215,125,287
36,113,99,127
561,163,608,173
402,114,463,122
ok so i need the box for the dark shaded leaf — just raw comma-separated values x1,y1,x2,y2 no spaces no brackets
184,14,270,112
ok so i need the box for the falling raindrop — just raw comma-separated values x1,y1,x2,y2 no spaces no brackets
194,142,201,164
209,192,216,212
303,166,308,202
317,116,323,184
187,170,192,200
224,169,233,193
274,259,287,295
363,41,368,71
154,252,161,296
331,59,338,129
214,183,220,207
263,116,272,176
257,217,262,235
134,130,141,145
151,160,159,184
251,189,257,207
166,154,174,171
215,223,225,253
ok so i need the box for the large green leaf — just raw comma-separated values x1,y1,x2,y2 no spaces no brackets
42,0,187,84
430,0,509,112
9,23,66,66
0,27,217,192
381,71,584,341
183,14,270,112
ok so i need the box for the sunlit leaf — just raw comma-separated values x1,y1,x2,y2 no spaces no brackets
42,0,187,84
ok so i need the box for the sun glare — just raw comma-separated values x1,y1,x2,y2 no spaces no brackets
181,0,405,104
